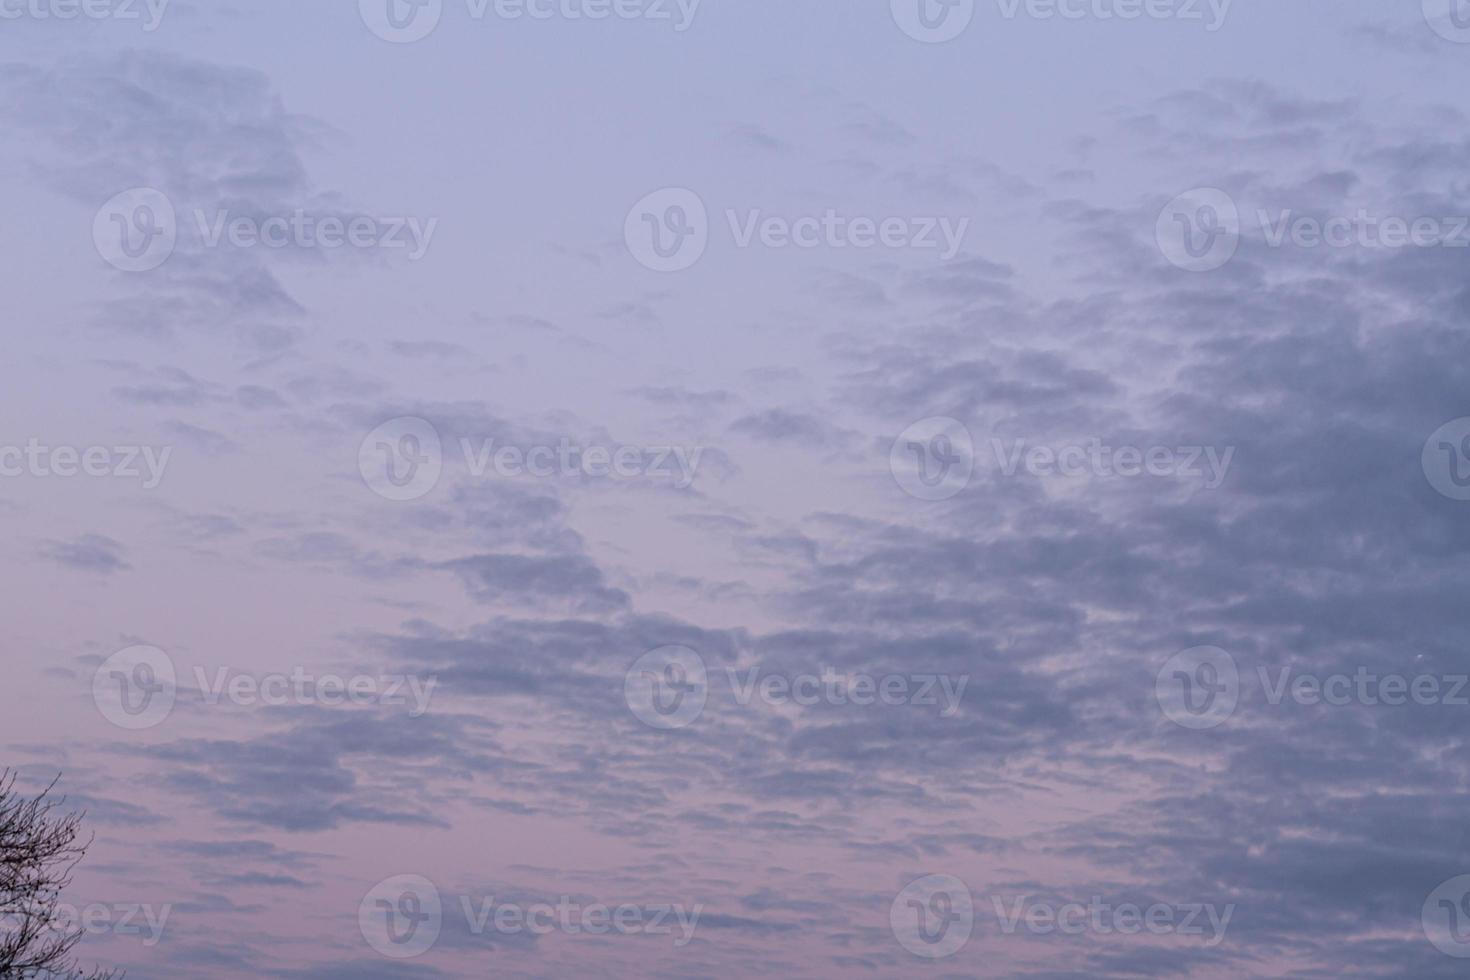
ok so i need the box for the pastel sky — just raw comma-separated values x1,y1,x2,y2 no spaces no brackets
5,0,1470,976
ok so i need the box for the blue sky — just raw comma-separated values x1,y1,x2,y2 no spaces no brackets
4,1,1470,976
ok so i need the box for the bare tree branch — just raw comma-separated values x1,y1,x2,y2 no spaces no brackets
0,772,118,979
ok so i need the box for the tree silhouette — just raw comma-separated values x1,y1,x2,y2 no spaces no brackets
0,773,117,979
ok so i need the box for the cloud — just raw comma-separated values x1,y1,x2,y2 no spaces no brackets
40,533,131,574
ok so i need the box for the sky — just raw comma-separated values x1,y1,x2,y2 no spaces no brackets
4,0,1470,977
